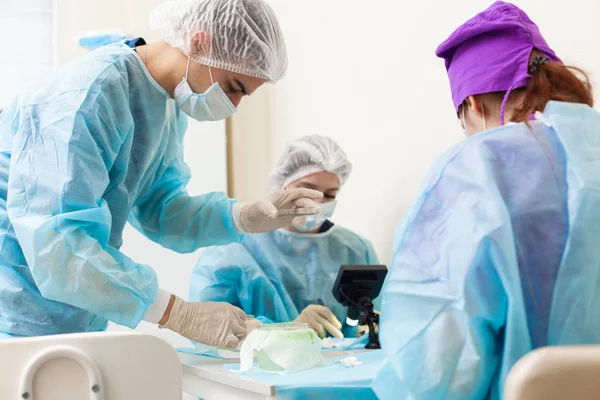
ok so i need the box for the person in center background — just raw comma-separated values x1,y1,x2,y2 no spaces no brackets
0,0,323,346
373,2,600,399
190,135,380,339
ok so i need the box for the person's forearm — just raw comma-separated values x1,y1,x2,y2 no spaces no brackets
12,217,160,328
132,191,244,253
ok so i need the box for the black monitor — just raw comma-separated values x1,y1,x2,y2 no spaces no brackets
332,265,387,308
332,265,388,349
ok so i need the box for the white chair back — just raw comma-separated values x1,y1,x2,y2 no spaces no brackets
0,331,182,400
505,345,600,400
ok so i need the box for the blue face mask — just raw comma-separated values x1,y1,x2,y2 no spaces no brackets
296,200,337,232
174,56,237,122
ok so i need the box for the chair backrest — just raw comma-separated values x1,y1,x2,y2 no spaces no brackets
505,345,600,400
0,331,182,400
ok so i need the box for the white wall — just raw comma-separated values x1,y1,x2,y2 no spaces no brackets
54,0,164,64
229,88,272,200
0,0,53,106
242,0,600,265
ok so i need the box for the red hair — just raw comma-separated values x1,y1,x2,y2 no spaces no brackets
511,52,593,122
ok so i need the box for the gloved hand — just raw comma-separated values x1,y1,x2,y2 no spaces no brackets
235,188,323,233
295,305,343,339
159,296,247,348
245,318,261,335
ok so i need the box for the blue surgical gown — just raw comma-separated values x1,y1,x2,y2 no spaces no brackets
372,101,600,400
190,224,379,336
0,41,243,337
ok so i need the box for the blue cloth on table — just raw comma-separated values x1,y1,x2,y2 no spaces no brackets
177,346,240,360
322,333,369,352
225,350,385,400
176,334,369,360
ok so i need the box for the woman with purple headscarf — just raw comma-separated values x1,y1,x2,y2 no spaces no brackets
373,2,599,399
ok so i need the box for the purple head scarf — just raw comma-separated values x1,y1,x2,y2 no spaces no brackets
435,1,560,124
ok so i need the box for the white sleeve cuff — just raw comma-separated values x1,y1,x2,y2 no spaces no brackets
231,202,246,234
143,289,172,324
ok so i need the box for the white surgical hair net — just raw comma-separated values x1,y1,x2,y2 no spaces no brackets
267,135,353,192
150,0,288,82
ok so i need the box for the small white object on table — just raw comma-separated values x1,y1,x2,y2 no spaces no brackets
179,349,371,400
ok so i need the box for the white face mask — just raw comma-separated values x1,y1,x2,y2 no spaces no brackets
240,325,323,373
296,200,337,232
174,56,237,122
461,99,487,137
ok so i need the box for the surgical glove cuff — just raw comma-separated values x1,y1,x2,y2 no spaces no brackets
143,288,172,324
158,295,186,332
231,202,247,234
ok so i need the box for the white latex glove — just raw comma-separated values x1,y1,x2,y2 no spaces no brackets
245,318,261,335
234,188,323,233
159,296,247,347
295,305,343,339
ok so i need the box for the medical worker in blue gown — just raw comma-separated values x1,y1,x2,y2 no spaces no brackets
190,135,380,339
0,0,324,347
373,2,600,399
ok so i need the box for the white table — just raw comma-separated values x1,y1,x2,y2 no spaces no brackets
179,349,370,400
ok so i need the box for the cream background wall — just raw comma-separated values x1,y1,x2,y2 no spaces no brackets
229,0,600,266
